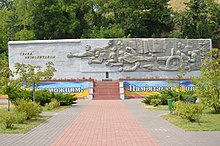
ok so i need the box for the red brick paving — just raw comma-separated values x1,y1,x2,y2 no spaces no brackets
51,100,158,146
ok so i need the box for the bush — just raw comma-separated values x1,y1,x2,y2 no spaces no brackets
10,89,32,105
0,112,15,128
9,88,77,106
160,90,196,105
15,99,42,120
150,99,162,106
173,101,184,116
35,90,53,106
173,101,203,122
45,99,60,110
142,94,160,105
53,93,77,106
14,112,27,124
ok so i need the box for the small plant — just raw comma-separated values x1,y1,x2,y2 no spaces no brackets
173,101,184,116
54,93,77,106
15,99,42,120
35,90,53,106
150,99,162,106
142,94,160,105
0,112,15,128
14,112,27,124
45,99,60,110
173,101,203,122
142,97,152,105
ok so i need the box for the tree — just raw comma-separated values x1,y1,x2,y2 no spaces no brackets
207,0,220,48
14,62,56,101
172,0,212,39
0,59,20,111
171,0,220,48
83,0,173,38
192,49,220,113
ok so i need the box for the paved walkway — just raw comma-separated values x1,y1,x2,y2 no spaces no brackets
0,99,220,146
0,99,90,146
51,100,158,146
124,99,220,146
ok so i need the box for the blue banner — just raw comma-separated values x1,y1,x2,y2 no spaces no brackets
124,80,195,98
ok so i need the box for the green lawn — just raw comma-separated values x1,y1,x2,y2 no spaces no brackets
43,105,70,112
143,103,220,131
0,116,50,134
161,110,220,131
0,103,51,134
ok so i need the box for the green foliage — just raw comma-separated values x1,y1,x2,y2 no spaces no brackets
0,59,22,104
15,99,42,120
0,112,14,128
142,89,196,106
172,0,220,47
142,94,160,105
45,99,60,110
34,90,53,106
173,101,184,116
14,62,56,86
150,99,162,106
7,87,77,106
14,112,27,124
0,59,11,78
9,89,32,105
85,26,125,38
173,101,203,122
160,89,195,104
53,93,77,106
14,62,56,101
192,49,220,113
15,29,35,40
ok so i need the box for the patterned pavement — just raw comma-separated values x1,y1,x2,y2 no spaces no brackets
0,99,219,146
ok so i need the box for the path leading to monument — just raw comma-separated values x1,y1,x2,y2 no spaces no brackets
0,99,90,146
124,99,220,146
0,99,219,146
51,100,158,146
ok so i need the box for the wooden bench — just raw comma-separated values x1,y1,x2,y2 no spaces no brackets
185,97,197,104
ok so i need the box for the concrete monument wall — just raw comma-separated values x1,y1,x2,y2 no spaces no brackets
8,38,211,80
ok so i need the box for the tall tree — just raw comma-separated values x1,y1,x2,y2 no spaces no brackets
30,0,87,39
84,0,173,38
171,0,220,48
207,0,220,48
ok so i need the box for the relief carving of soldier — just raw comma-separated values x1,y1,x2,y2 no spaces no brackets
66,39,209,72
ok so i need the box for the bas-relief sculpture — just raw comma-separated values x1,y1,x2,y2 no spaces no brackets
67,39,211,72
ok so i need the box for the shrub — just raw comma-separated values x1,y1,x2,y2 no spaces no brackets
15,99,42,120
142,97,152,105
45,99,60,110
173,101,184,116
0,112,15,128
10,89,32,105
9,88,78,106
160,90,196,105
14,112,27,124
150,99,162,106
54,93,77,106
35,90,53,106
173,101,203,122
142,94,160,105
